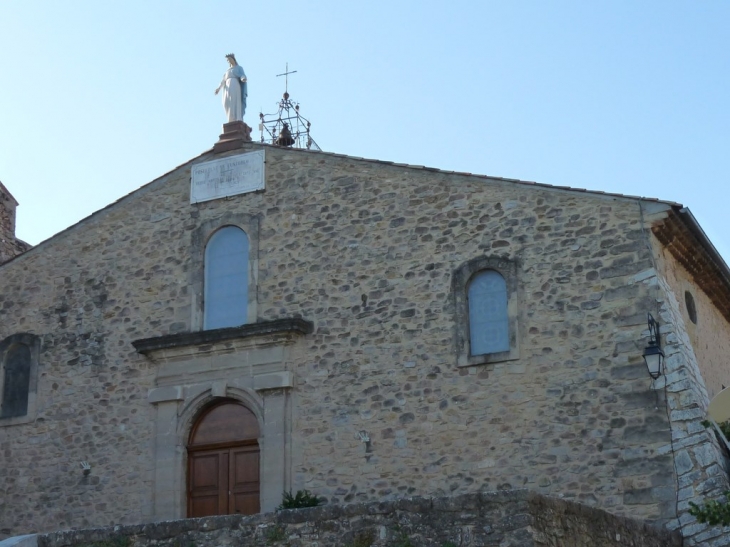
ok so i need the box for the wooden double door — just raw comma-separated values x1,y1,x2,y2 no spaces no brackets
187,401,260,517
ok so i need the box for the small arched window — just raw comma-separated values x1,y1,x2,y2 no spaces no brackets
468,270,510,355
454,256,519,367
1,342,32,418
685,290,698,325
204,226,249,330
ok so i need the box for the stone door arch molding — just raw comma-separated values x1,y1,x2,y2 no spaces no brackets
149,381,291,520
134,317,312,521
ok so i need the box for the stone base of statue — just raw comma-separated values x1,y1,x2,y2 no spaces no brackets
213,121,253,153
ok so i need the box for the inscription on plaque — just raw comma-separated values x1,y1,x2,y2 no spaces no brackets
191,150,265,203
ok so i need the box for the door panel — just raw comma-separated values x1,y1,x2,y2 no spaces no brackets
189,493,221,518
188,450,229,517
229,446,260,515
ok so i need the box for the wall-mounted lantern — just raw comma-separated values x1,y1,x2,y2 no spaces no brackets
643,313,665,379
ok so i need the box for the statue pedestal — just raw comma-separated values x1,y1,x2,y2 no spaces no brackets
213,121,253,153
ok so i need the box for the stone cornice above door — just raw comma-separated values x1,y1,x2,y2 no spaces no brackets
132,318,313,363
132,318,312,389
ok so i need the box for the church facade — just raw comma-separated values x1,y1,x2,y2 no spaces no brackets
1,138,730,543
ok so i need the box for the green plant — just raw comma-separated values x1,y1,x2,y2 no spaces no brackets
278,489,323,509
344,529,375,547
689,491,730,526
390,528,414,547
265,524,287,544
702,419,730,441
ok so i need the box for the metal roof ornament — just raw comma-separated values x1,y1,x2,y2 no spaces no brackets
259,63,320,150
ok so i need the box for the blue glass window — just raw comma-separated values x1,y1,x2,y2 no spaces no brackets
1,343,31,418
468,270,509,355
204,226,249,330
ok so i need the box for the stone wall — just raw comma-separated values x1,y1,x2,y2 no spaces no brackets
0,143,706,535
633,207,730,546
0,181,29,264
655,243,730,401
655,276,730,547
32,491,682,547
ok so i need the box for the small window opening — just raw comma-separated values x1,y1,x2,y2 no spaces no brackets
685,291,698,325
1,343,31,418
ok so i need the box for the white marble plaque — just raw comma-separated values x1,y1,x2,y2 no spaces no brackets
191,150,265,203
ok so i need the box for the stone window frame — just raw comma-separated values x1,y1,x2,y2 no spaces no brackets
0,333,41,426
191,213,260,331
453,256,520,367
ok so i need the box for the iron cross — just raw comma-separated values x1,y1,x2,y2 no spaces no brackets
276,63,298,93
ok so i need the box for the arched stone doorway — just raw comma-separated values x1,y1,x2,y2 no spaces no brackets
187,400,260,517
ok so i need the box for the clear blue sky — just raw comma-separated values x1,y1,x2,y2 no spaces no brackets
1,1,728,263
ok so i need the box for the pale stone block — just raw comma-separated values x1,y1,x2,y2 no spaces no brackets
157,360,206,381
148,386,183,404
630,268,657,284
211,381,227,397
249,346,285,366
184,383,210,402
254,371,293,391
227,376,255,390
674,449,694,476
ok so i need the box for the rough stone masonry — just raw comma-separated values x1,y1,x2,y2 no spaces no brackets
1,143,730,545
33,491,682,547
0,181,30,264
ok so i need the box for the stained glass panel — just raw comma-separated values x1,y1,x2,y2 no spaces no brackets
204,226,249,329
468,270,509,355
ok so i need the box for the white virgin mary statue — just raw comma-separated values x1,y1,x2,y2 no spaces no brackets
215,54,248,122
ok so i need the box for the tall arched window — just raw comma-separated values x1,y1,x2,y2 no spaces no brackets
467,270,510,355
1,343,32,418
204,226,249,330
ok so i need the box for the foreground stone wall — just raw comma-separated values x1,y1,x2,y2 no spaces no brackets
34,491,682,547
0,143,693,534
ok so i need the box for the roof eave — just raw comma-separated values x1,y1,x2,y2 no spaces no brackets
676,206,730,289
